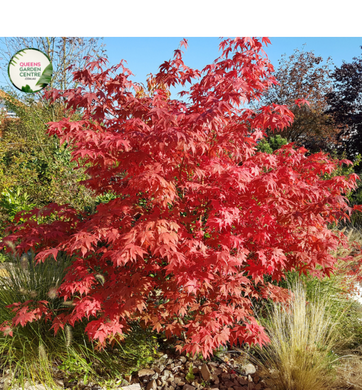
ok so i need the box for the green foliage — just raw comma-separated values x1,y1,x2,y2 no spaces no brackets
323,151,361,181
59,348,94,384
0,187,36,222
185,363,195,382
36,63,53,89
0,93,96,237
257,135,288,154
321,152,362,227
110,323,159,373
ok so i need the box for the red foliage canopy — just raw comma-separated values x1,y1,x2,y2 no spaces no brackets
1,38,360,358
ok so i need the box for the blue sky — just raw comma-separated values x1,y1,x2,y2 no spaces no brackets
102,37,362,98
103,37,362,80
1,37,362,98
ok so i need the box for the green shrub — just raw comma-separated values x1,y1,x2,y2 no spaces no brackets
257,135,289,154
0,95,96,238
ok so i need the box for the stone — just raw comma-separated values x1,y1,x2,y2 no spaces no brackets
180,356,187,363
238,377,248,385
224,381,234,388
213,376,220,385
200,364,211,382
138,368,156,377
211,368,222,376
153,366,162,374
146,380,157,390
118,386,142,390
171,365,182,373
174,377,185,385
242,363,256,375
25,386,49,390
183,385,196,390
163,369,172,379
167,376,175,383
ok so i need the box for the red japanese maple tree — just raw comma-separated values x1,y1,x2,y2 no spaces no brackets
1,38,360,358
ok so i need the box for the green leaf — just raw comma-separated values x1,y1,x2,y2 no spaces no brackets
21,85,35,93
10,49,27,66
36,63,53,87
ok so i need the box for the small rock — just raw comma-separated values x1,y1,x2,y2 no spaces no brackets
153,366,162,374
192,367,199,374
119,385,142,390
183,385,196,390
224,381,234,388
163,369,172,379
167,376,175,383
238,377,248,385
146,380,157,390
211,367,222,376
174,377,184,385
200,364,211,382
213,376,220,385
138,368,155,377
242,363,256,375
171,365,182,373
180,356,187,363
91,385,103,390
208,362,218,367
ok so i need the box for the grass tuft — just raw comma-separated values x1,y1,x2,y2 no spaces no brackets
251,281,345,390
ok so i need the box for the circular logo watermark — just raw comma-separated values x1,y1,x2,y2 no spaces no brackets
8,48,53,93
